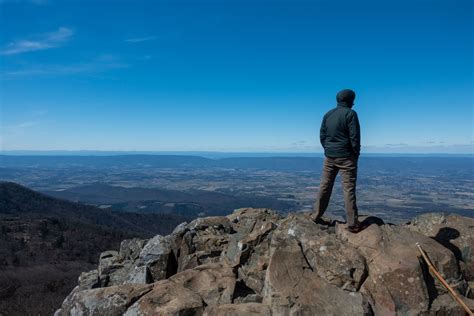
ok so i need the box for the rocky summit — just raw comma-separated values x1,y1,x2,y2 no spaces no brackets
55,209,474,316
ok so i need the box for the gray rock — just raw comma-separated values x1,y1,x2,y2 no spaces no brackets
57,284,153,316
78,269,100,290
223,208,281,295
233,294,263,304
262,233,369,315
176,220,230,272
171,221,188,235
123,280,204,316
226,208,282,237
429,293,474,316
138,234,173,281
277,214,368,291
236,236,271,295
204,303,271,316
169,262,236,306
123,266,152,284
119,238,147,261
337,221,460,315
55,270,101,315
56,209,474,316
98,250,131,287
98,250,120,275
189,216,232,233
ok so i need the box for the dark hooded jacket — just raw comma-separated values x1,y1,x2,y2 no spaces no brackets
320,89,361,158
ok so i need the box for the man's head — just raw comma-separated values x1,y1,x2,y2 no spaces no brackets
336,89,356,107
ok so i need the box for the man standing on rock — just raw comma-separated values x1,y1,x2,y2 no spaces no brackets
312,89,363,233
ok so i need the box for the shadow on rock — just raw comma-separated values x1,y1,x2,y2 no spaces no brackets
360,216,385,227
432,227,463,262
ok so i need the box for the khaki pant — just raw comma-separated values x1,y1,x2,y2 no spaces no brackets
313,156,359,226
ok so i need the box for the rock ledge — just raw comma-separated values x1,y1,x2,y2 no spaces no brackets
56,209,474,315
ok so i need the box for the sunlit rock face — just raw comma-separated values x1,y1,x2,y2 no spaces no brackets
407,213,474,282
55,208,474,316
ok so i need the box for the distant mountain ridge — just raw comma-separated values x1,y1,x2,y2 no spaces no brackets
0,182,191,316
2,154,472,172
42,183,296,216
2,151,472,157
43,183,194,204
0,182,189,235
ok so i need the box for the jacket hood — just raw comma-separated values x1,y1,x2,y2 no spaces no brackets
336,89,356,107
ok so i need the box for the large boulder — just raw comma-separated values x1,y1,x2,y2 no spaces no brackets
226,208,282,235
176,217,231,272
123,280,204,316
337,219,461,315
78,269,100,290
235,234,272,296
279,214,368,291
429,294,474,316
92,237,171,288
54,269,102,315
137,235,174,281
57,262,237,316
169,263,236,306
204,303,272,316
98,250,132,286
408,213,474,281
219,208,281,297
263,218,370,315
188,216,233,233
90,239,151,287
55,284,153,316
119,238,147,262
123,265,152,284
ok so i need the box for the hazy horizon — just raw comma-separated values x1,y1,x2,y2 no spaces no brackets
1,149,473,158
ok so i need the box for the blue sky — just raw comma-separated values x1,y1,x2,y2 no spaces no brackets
1,0,472,153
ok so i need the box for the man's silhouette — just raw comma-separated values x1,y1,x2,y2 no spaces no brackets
312,89,362,233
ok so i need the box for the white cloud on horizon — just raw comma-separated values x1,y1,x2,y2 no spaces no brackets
29,0,49,5
3,121,39,129
0,0,49,4
124,36,157,43
1,121,42,149
384,143,409,147
1,27,73,55
2,55,128,77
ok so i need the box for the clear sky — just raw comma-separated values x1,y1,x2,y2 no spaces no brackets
1,0,473,153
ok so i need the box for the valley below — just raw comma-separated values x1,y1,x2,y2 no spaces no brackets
0,155,472,315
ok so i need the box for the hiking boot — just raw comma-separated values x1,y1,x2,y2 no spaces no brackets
311,215,331,226
346,221,365,233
